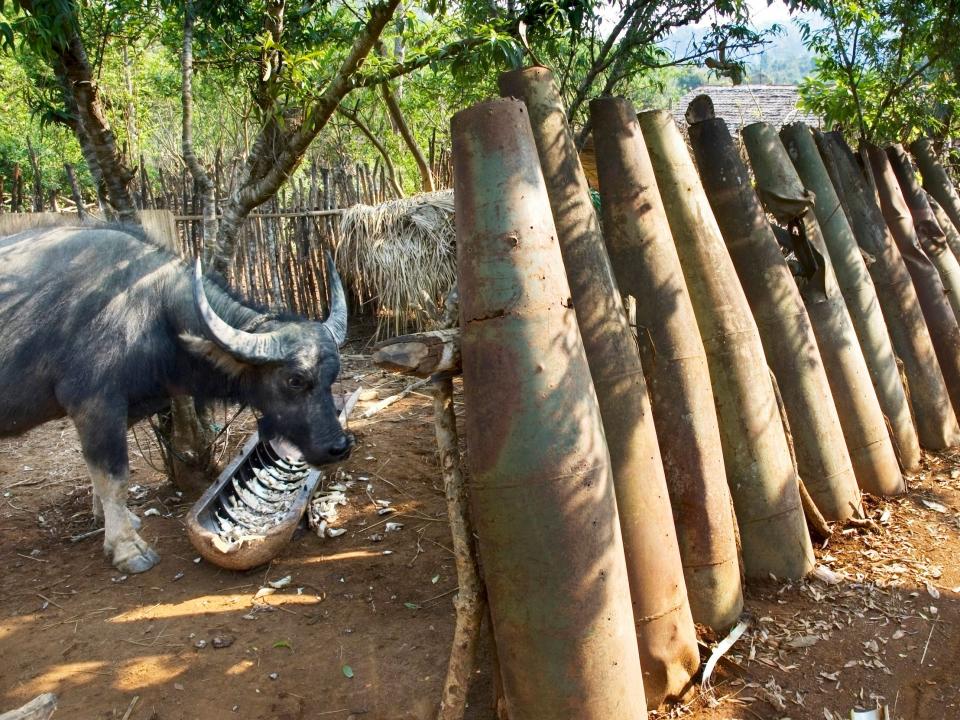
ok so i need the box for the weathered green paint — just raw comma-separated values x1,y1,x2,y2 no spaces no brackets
499,68,698,708
929,193,960,271
867,143,960,423
911,137,960,243
780,123,920,472
452,97,646,720
638,109,814,581
590,96,742,631
743,122,904,497
816,132,960,449
886,144,960,323
688,114,862,518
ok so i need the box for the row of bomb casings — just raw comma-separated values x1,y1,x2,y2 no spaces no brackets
450,67,960,720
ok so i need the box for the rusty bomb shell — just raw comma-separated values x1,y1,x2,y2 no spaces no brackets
452,97,647,720
638,108,814,581
929,194,960,276
866,143,960,422
589,96,742,632
816,132,960,449
887,144,960,322
687,109,863,519
779,122,921,472
743,122,904,497
499,68,698,708
911,137,960,250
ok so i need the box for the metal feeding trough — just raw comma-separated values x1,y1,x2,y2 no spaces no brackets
185,433,323,570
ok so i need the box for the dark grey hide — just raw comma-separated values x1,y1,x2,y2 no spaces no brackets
0,225,352,573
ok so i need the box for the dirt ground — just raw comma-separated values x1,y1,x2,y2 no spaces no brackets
2,351,960,719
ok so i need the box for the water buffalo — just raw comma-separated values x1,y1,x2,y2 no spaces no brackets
0,223,353,573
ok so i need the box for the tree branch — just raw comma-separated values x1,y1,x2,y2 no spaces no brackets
350,35,488,89
182,0,218,252
336,105,405,198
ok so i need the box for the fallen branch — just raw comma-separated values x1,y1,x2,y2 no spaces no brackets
360,377,431,419
0,694,57,720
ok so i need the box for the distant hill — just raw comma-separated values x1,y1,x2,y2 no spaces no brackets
660,19,817,86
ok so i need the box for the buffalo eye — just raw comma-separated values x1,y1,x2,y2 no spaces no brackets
286,373,309,391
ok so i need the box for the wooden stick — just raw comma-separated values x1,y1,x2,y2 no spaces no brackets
0,694,57,720
434,374,485,720
120,696,139,720
372,329,461,378
359,378,431,419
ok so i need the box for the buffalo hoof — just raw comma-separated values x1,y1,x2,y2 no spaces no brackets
111,538,160,574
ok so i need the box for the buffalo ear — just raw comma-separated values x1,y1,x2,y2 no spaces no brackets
180,332,250,377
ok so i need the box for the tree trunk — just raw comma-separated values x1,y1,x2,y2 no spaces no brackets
22,0,137,220
64,163,86,220
168,397,214,496
53,29,137,220
182,0,219,255
26,137,44,212
210,0,402,274
381,81,435,192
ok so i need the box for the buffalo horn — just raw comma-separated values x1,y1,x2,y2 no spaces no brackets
323,251,348,347
193,259,285,364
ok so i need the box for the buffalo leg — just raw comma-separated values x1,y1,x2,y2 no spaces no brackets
73,406,159,573
91,490,141,530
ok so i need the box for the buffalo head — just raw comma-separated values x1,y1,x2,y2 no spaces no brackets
189,257,355,466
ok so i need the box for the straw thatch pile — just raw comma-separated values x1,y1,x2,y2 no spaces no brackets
337,190,456,337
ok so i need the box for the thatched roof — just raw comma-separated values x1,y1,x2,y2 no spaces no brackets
337,190,456,338
673,85,820,136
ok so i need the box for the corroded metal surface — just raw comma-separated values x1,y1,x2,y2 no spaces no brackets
688,113,862,518
452,97,646,720
816,132,960,449
590,97,742,630
780,123,920,472
911,137,960,245
887,144,960,322
500,68,698,708
929,194,960,272
638,108,814,581
743,122,904,498
866,143,960,422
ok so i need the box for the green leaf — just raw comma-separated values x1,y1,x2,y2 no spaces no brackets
273,640,291,649
404,602,421,610
342,664,354,678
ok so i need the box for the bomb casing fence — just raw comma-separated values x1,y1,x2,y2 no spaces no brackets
867,143,960,424
638,108,814,581
911,137,960,242
452,97,646,720
886,144,960,323
589,96,743,632
928,194,960,266
816,132,960,449
743,122,904,498
499,68,698,708
687,109,862,519
779,122,920,472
